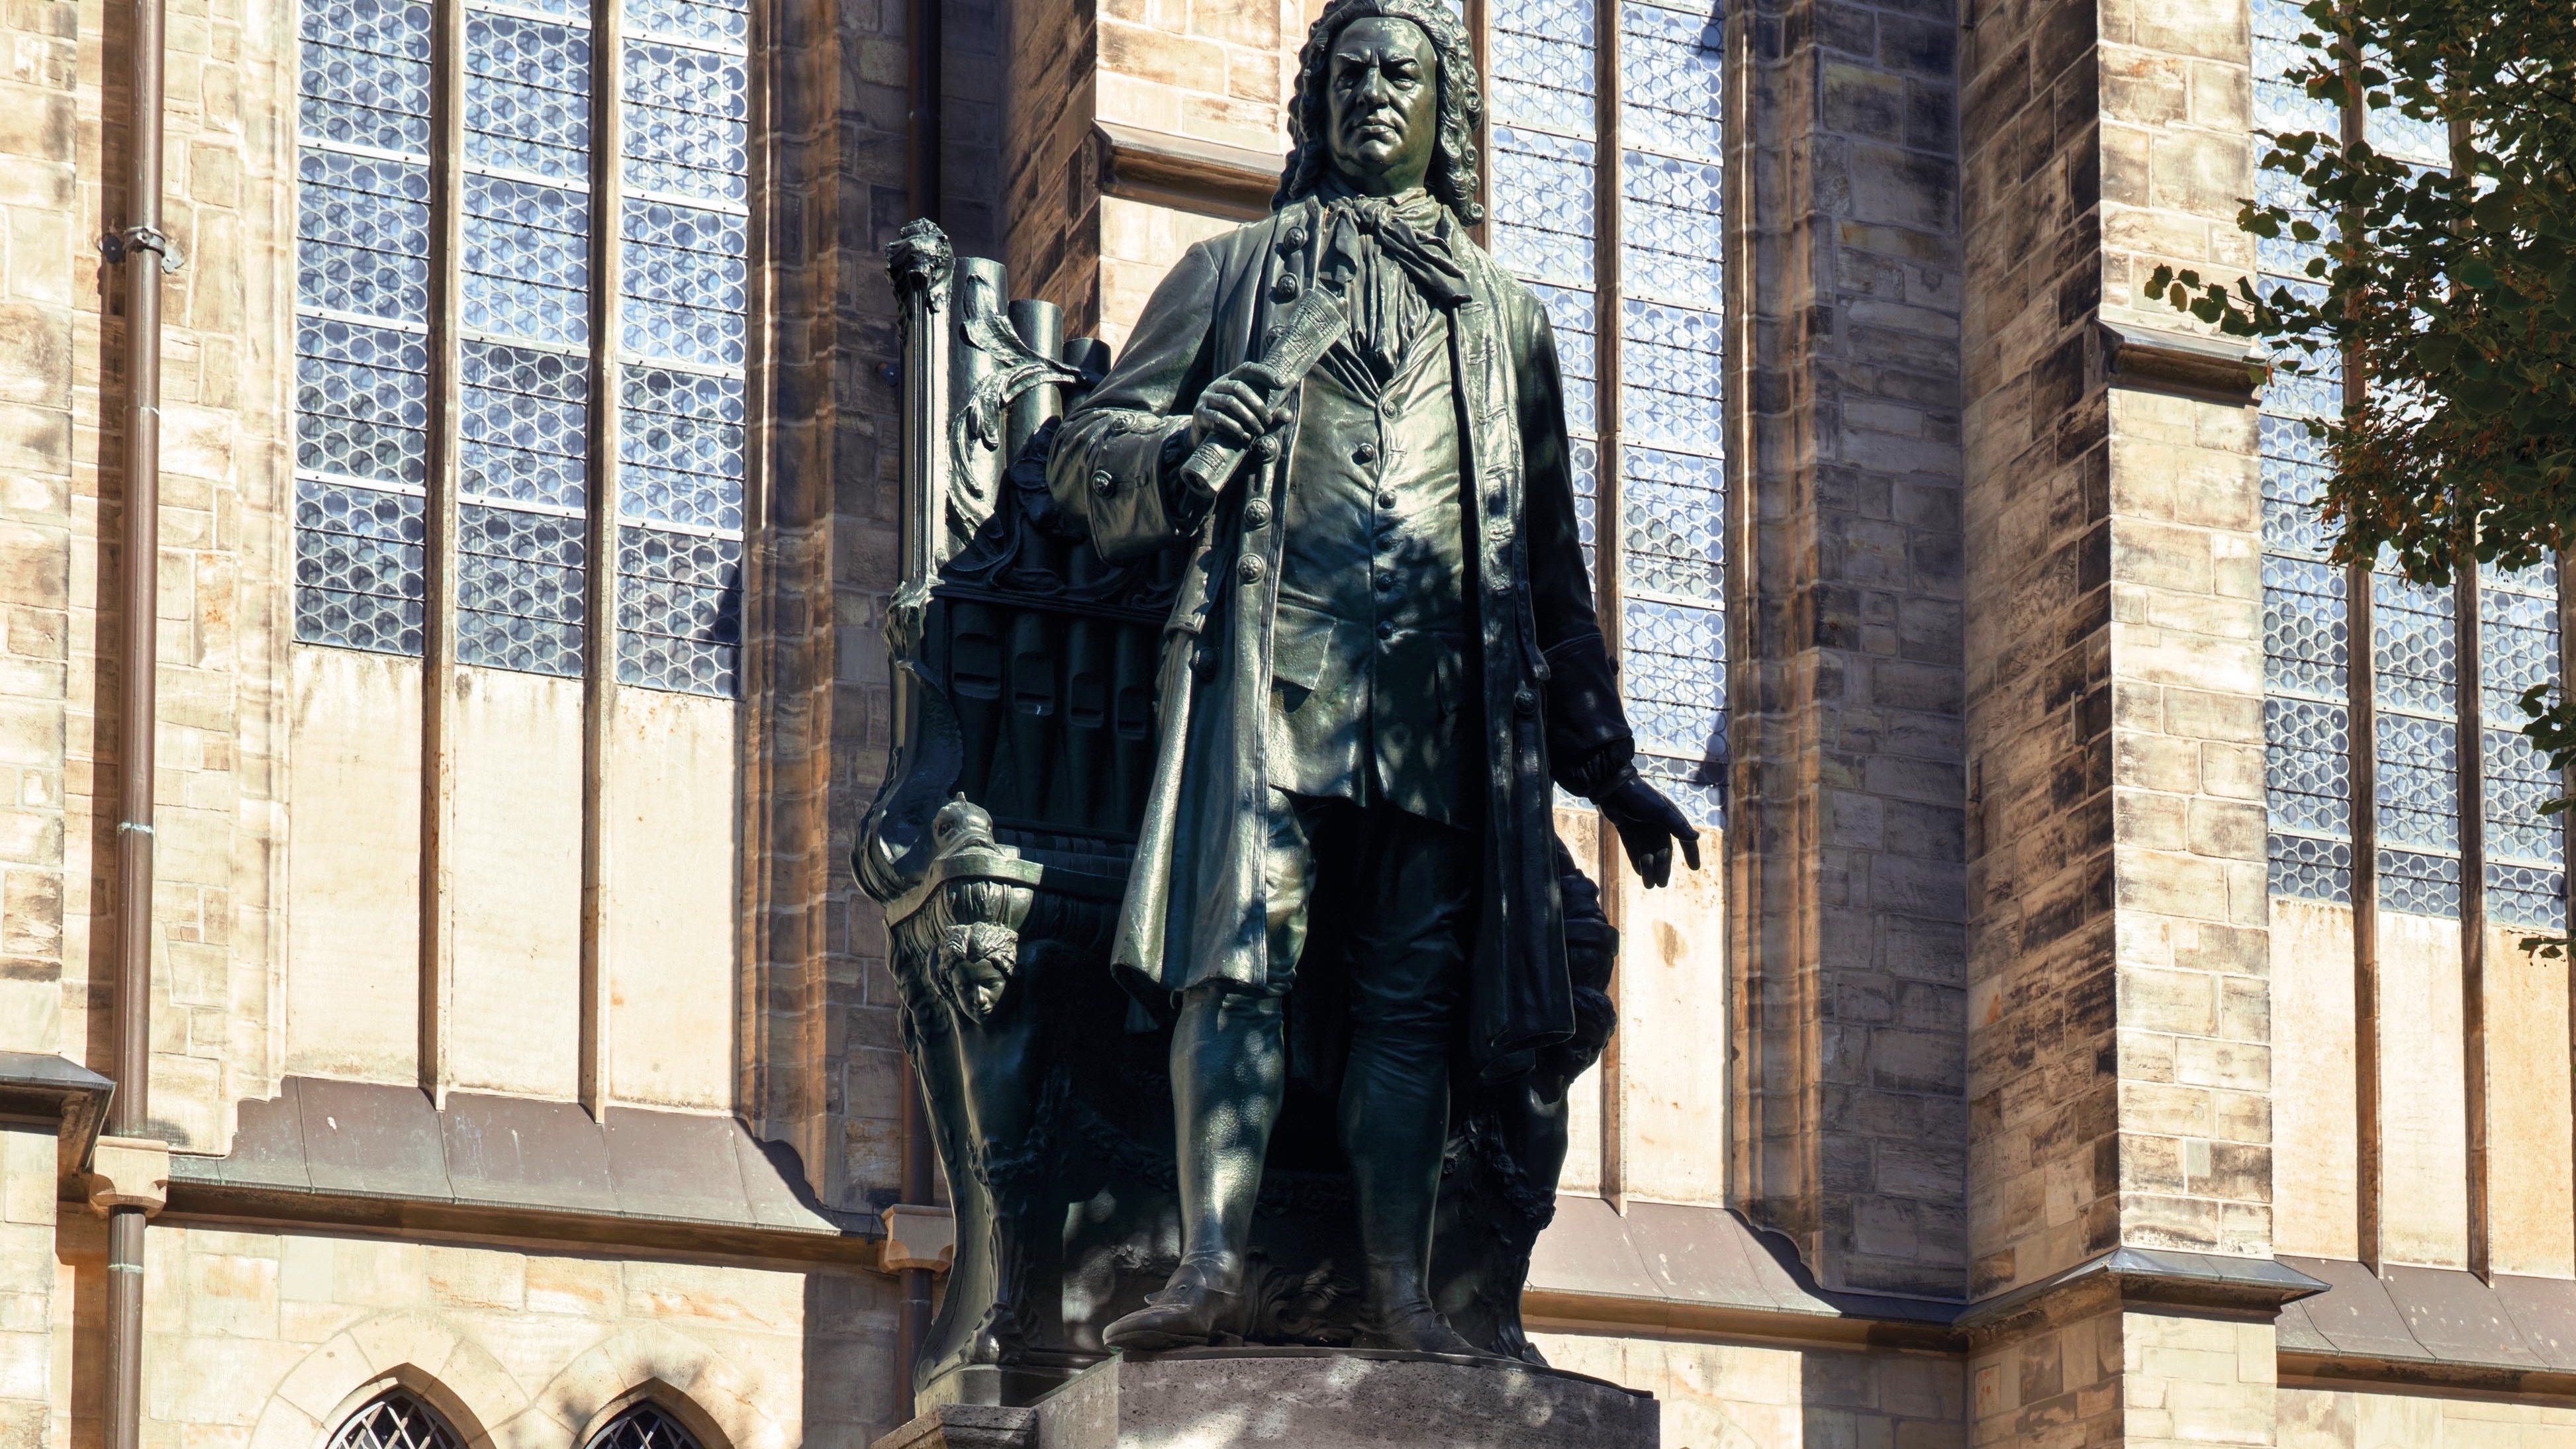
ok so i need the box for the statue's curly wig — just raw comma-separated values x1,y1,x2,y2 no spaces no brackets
1272,0,1485,226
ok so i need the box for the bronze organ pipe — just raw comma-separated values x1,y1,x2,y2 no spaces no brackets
898,0,941,1415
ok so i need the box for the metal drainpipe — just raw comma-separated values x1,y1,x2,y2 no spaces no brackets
101,0,170,1438
895,0,940,1422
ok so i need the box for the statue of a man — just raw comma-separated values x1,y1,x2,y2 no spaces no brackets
1046,0,1699,1353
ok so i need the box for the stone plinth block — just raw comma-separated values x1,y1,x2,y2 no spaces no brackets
875,1348,1658,1449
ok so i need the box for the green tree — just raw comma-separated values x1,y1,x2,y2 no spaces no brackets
2150,0,2576,938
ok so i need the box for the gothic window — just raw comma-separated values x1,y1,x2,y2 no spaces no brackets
586,1403,704,1449
2254,0,2565,927
1486,0,1727,826
326,1391,465,1449
293,0,751,696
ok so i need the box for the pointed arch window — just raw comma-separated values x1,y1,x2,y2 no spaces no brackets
327,1391,465,1449
586,1402,705,1449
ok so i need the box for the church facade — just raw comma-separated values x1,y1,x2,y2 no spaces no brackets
0,0,2563,1441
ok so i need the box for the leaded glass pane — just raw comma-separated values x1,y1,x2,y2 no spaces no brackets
2266,696,2351,839
622,40,750,203
2380,846,2461,918
2270,831,2352,904
2489,861,2566,932
296,479,426,654
586,1404,703,1449
465,9,593,180
461,340,589,509
616,0,749,696
2376,710,2457,853
1621,152,1725,311
1489,126,1596,289
298,149,433,323
297,316,432,487
1622,445,1723,598
300,0,432,152
2373,573,2456,715
1619,0,1723,157
1622,596,1726,764
463,173,592,347
296,0,432,655
457,502,587,675
618,525,741,694
329,1393,463,1449
2482,564,2563,920
621,365,746,530
2261,553,2346,697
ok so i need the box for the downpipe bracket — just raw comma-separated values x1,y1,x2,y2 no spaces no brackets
98,226,185,275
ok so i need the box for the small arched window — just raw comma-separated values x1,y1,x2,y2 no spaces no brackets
328,1390,465,1449
587,1403,704,1449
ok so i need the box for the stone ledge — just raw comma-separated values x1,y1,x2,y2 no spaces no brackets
164,1076,880,1264
85,1134,169,1215
2100,316,2270,401
2276,1254,2576,1393
0,1050,114,1191
1093,121,1283,221
882,1202,956,1272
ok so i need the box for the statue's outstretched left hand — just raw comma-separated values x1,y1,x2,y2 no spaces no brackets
1598,771,1701,888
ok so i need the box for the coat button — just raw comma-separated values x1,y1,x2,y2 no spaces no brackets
1244,499,1271,528
1091,469,1116,497
1488,573,1511,594
1515,687,1537,715
1252,434,1280,463
1278,226,1308,252
1376,620,1395,641
1353,441,1378,466
1238,555,1265,584
1272,274,1300,303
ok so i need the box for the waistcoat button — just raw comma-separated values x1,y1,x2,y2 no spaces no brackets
1353,441,1378,466
1514,687,1537,715
1377,490,1398,510
1091,469,1116,497
1376,620,1395,641
1272,274,1301,303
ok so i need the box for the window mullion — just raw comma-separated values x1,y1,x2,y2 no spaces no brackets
420,0,466,1102
579,0,624,1117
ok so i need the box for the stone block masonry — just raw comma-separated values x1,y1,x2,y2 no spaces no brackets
1729,0,1973,1300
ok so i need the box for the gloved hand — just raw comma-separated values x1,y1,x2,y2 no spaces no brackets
1596,769,1701,888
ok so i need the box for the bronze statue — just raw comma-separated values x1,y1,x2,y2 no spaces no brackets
859,0,1699,1405
1044,0,1699,1354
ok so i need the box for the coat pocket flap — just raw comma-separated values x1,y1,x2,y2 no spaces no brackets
1270,602,1336,691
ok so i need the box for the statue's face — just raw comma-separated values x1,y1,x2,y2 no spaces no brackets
1324,16,1439,195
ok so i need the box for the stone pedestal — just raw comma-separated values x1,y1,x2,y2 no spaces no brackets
873,1348,1660,1449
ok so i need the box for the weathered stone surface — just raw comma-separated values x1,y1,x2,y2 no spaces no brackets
1021,1350,1656,1449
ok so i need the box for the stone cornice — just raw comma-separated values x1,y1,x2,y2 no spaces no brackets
1092,120,1283,221
0,1049,115,1191
2099,316,2271,402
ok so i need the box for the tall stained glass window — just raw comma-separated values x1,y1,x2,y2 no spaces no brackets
2254,0,2564,929
293,0,749,696
1486,0,1727,827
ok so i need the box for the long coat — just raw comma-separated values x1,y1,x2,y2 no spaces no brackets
1045,193,1637,1076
